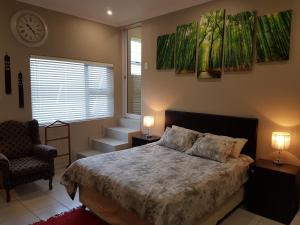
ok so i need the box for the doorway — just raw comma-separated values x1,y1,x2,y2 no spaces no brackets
125,26,142,116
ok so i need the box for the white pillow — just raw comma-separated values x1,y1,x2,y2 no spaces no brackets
159,127,198,152
172,125,204,137
205,133,248,158
186,136,234,163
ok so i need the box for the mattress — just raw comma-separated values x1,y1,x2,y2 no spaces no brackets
61,143,253,225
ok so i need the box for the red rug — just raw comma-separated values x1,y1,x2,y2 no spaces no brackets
30,207,109,225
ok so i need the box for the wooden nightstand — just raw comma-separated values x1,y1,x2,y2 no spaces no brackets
246,159,300,224
132,135,160,147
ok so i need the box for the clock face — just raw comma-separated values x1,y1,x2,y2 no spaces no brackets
11,11,48,47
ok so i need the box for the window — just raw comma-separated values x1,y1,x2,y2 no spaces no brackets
130,38,141,76
30,56,114,124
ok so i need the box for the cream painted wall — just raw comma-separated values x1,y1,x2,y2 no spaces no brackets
142,0,300,163
0,0,122,163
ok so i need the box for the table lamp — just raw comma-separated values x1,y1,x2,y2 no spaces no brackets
143,116,154,138
272,132,291,165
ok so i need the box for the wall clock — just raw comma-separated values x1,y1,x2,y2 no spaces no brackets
11,10,48,48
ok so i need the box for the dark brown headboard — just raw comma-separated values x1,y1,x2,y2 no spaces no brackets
165,110,258,159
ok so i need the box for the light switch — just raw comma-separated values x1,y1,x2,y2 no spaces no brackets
144,62,148,70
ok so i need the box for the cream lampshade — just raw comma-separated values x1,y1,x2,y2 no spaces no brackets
272,132,291,165
143,116,154,138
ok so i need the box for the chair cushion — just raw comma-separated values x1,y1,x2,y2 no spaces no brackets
0,121,33,159
10,157,50,177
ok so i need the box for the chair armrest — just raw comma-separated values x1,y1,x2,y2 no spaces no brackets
0,153,9,171
33,144,58,160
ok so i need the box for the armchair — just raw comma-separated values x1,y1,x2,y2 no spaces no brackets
0,120,57,202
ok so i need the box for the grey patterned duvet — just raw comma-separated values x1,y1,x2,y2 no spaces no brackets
61,143,253,225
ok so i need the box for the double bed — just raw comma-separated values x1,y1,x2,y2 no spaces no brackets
61,110,258,225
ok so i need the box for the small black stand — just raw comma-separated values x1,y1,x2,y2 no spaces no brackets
18,72,24,108
4,54,12,94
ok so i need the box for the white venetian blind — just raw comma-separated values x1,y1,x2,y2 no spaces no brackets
30,56,114,124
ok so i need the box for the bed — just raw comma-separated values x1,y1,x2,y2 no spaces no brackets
61,110,258,225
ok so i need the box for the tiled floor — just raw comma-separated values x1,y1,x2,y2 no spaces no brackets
0,171,299,225
0,170,80,225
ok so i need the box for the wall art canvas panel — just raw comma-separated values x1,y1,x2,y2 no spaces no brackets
224,11,256,72
175,22,198,74
197,10,225,79
256,10,292,63
156,33,175,70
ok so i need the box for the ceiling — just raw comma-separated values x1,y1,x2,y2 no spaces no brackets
17,0,213,27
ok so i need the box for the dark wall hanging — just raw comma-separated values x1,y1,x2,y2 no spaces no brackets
18,72,24,108
4,54,12,94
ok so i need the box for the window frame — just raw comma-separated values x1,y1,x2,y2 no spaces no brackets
30,55,115,125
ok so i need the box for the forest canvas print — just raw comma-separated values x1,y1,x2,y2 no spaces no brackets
175,22,198,74
198,10,225,79
224,11,256,72
256,10,292,63
157,34,175,70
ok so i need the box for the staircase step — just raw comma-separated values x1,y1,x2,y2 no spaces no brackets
77,150,103,159
84,118,142,156
106,127,141,143
108,127,140,133
93,137,128,147
92,137,129,152
119,118,141,130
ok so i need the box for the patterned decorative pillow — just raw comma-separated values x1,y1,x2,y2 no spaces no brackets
157,127,171,145
158,127,198,152
205,133,248,158
186,136,234,163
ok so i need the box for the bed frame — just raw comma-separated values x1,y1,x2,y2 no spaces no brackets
79,110,259,225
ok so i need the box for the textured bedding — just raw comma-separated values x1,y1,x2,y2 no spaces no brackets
61,143,253,225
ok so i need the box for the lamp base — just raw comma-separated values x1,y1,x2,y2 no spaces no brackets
144,134,152,139
273,159,283,166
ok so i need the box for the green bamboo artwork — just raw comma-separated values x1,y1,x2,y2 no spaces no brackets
256,10,293,63
175,22,198,74
157,33,175,70
224,11,256,72
198,10,225,79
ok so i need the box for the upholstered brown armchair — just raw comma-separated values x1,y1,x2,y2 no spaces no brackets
0,120,57,202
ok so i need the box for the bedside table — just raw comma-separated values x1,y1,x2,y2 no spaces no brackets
132,135,160,147
246,159,300,224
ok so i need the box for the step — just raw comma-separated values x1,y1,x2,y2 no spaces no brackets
105,127,141,144
76,150,104,159
92,137,129,152
119,117,141,130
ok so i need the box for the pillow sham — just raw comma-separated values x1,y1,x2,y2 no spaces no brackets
205,133,248,158
172,125,204,137
158,127,198,152
186,136,234,163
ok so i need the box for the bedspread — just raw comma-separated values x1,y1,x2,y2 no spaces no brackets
61,143,253,225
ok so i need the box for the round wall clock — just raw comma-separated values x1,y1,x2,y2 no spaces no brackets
11,10,48,48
